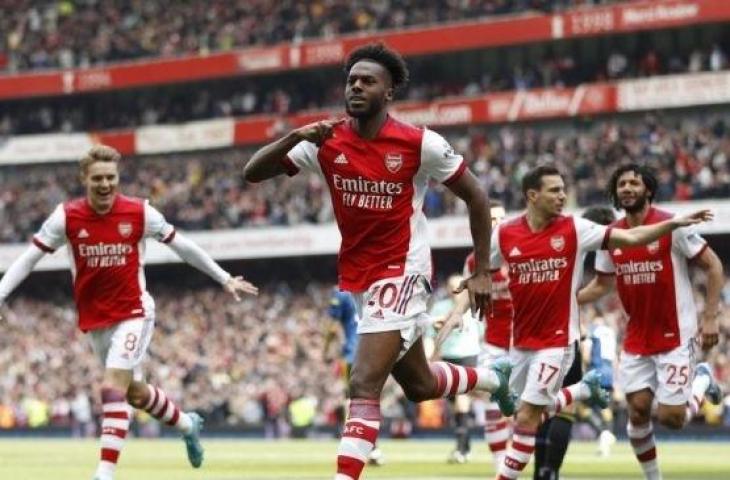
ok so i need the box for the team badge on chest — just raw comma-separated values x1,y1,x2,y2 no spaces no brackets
118,222,133,238
550,235,565,252
384,152,403,173
647,241,659,254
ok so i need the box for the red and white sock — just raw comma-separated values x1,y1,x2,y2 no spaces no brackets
686,374,710,424
627,421,661,480
335,399,380,480
484,402,510,466
541,383,585,422
431,361,499,397
495,426,536,479
142,385,192,434
95,388,130,480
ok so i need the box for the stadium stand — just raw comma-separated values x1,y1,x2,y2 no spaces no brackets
1,0,729,439
1,0,618,72
0,109,728,243
1,274,728,430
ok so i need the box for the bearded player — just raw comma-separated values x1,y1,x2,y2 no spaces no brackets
578,163,724,480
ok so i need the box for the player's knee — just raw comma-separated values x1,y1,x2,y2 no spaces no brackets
401,383,433,403
628,409,651,426
627,398,652,425
514,406,542,430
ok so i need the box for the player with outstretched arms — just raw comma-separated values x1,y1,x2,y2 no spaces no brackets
0,145,258,480
460,165,710,480
243,43,515,480
578,164,724,480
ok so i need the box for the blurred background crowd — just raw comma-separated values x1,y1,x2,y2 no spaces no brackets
1,272,728,435
1,0,617,73
1,0,729,441
1,110,728,243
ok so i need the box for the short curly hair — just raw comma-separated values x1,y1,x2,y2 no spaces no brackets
606,163,657,209
344,43,409,90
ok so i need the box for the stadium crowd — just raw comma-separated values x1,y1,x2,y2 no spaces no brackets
1,41,727,136
0,110,728,243
0,0,616,73
0,274,728,433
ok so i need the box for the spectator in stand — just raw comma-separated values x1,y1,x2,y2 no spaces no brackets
1,111,728,242
0,0,617,73
1,40,727,136
0,276,728,433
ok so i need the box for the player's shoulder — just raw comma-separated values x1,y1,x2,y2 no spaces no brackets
383,115,425,142
647,206,673,222
502,215,525,229
63,196,87,212
114,194,146,213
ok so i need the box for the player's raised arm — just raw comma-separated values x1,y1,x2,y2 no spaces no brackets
165,233,258,300
0,245,48,318
243,118,345,183
144,202,258,300
605,209,713,249
0,203,67,318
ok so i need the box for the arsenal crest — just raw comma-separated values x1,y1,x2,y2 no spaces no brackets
118,222,132,238
647,241,659,254
384,152,403,173
550,235,565,252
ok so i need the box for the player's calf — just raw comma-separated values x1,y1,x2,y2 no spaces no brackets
336,399,381,480
94,388,130,480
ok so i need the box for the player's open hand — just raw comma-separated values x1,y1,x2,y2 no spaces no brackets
699,311,720,351
294,118,346,146
674,209,713,227
454,272,491,319
224,276,259,301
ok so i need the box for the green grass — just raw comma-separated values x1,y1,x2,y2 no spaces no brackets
0,438,728,479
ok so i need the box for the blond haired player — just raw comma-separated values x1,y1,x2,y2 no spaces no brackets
0,145,258,480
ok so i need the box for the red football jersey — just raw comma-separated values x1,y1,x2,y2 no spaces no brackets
33,195,175,332
595,207,707,355
492,214,611,349
464,252,512,349
284,116,465,292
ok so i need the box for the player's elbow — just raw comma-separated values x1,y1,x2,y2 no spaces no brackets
242,162,263,183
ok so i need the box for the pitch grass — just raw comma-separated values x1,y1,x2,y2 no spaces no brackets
1,438,729,480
